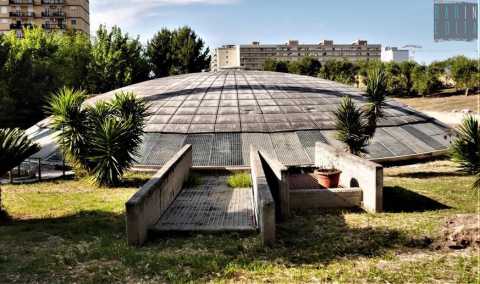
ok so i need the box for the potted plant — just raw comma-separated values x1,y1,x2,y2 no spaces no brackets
314,168,342,188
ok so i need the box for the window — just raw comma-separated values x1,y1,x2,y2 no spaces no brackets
0,7,7,14
71,19,77,25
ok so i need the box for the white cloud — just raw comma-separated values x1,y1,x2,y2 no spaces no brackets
91,0,238,32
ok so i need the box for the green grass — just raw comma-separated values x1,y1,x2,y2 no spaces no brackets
227,172,252,188
0,160,478,283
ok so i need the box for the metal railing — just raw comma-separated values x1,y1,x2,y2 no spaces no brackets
42,23,66,29
9,11,35,17
42,0,65,4
10,23,33,29
9,0,33,4
41,11,66,18
4,158,70,184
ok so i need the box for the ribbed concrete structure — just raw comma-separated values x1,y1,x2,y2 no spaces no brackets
29,71,453,168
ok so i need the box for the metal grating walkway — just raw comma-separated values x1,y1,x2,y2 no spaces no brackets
151,175,257,232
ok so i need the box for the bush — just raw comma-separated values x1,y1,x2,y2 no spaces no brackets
227,172,252,188
0,128,39,212
334,96,371,155
450,115,480,175
49,88,148,187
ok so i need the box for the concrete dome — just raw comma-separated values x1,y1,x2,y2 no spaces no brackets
30,71,453,168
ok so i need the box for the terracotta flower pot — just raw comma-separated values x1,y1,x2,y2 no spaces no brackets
314,169,342,188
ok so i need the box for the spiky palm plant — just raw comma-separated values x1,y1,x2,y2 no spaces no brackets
364,67,388,137
334,96,371,155
86,93,148,187
48,87,89,170
48,88,148,187
0,128,39,212
450,116,480,178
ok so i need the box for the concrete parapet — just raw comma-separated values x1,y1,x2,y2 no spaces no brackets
290,188,362,209
126,145,192,246
315,142,383,213
250,146,276,246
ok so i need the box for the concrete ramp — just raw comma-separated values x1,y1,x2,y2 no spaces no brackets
151,175,256,232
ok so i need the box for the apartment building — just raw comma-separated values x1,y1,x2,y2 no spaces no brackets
0,0,89,37
381,46,410,63
211,40,381,71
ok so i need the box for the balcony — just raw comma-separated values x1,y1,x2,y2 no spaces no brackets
9,0,33,4
41,11,66,18
42,23,66,30
9,11,35,17
10,23,34,29
42,0,65,4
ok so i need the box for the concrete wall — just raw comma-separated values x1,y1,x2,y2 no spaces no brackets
125,145,192,246
258,151,290,220
315,142,383,213
290,188,362,209
250,146,275,246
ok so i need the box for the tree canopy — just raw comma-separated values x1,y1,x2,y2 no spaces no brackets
147,26,210,78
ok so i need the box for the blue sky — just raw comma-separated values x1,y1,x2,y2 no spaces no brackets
91,0,478,63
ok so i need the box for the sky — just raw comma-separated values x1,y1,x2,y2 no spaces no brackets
90,0,479,64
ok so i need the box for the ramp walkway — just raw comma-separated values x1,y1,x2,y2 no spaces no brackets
151,175,256,232
125,145,276,247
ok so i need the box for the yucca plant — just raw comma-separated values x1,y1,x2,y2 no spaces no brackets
48,87,90,171
364,67,388,137
0,128,39,213
450,116,480,178
334,96,371,155
49,88,148,187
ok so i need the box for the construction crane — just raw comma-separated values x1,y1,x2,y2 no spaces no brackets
402,45,422,62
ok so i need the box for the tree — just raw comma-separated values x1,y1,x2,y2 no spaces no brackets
398,61,418,96
449,56,479,96
0,28,65,128
450,116,480,175
57,31,92,90
319,59,358,85
290,57,321,76
88,25,150,94
147,26,210,77
171,26,210,75
0,128,39,213
263,59,289,73
411,65,442,97
364,67,387,136
334,96,371,155
147,28,173,78
49,88,148,186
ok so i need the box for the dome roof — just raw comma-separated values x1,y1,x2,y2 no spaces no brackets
31,71,453,168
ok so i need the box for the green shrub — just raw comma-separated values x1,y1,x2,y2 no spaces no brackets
49,88,148,187
334,96,371,155
0,128,39,212
227,172,252,188
450,115,480,176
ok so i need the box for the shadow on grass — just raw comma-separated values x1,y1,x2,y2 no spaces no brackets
0,207,435,282
387,171,468,179
383,186,450,213
0,210,125,242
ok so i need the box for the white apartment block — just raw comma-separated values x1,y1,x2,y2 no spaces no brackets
381,46,410,63
211,40,382,71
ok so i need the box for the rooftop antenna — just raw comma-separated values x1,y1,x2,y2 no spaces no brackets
402,45,423,62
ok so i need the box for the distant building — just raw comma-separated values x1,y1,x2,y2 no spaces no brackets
211,40,382,71
381,46,410,63
0,0,90,37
